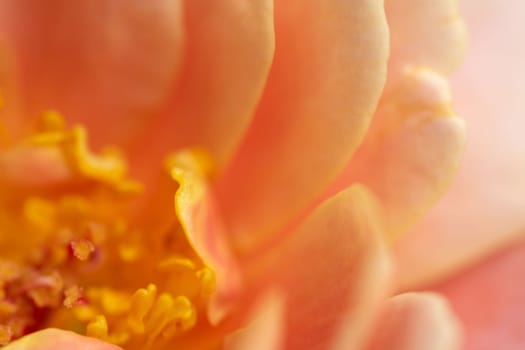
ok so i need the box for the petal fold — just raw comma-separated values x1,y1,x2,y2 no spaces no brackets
328,68,465,240
169,150,242,325
0,0,183,146
393,0,525,290
216,0,389,254
244,185,391,350
132,0,275,168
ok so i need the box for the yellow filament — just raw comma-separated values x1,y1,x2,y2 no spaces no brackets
196,267,216,298
86,315,109,340
98,289,130,317
158,255,197,271
128,284,157,334
73,306,98,322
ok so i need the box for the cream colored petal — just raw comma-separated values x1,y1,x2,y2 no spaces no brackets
394,0,525,290
386,0,466,81
328,68,465,241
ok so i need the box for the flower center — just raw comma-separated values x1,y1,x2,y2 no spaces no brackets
0,110,216,349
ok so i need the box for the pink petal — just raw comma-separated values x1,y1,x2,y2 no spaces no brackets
366,293,463,350
322,0,467,243
130,0,275,169
224,291,285,350
325,0,467,241
0,40,19,125
394,0,525,290
327,68,465,240
4,329,121,350
169,150,242,325
216,0,389,255
0,0,183,146
435,239,525,350
243,185,391,349
385,0,466,83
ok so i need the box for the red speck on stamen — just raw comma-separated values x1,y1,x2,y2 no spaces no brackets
63,285,87,308
68,239,96,261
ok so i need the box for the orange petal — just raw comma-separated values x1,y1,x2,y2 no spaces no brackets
366,293,463,350
244,185,391,349
0,0,183,146
435,240,525,350
385,0,466,82
0,39,20,138
169,150,242,325
328,68,465,240
130,0,275,168
216,0,389,254
0,114,139,196
224,291,285,350
4,329,121,350
393,0,525,290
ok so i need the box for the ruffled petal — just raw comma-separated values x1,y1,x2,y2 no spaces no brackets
435,240,525,350
366,293,462,350
243,185,391,350
168,150,242,325
394,0,525,290
4,329,121,350
328,68,465,240
0,0,183,146
216,0,389,254
130,0,275,168
385,0,466,81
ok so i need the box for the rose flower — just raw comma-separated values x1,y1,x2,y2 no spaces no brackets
0,0,509,349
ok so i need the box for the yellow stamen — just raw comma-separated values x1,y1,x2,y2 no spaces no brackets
158,255,197,271
64,285,84,308
70,238,95,261
128,284,157,334
0,111,218,348
72,305,98,322
86,315,109,340
162,296,196,336
196,267,216,298
98,288,130,316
